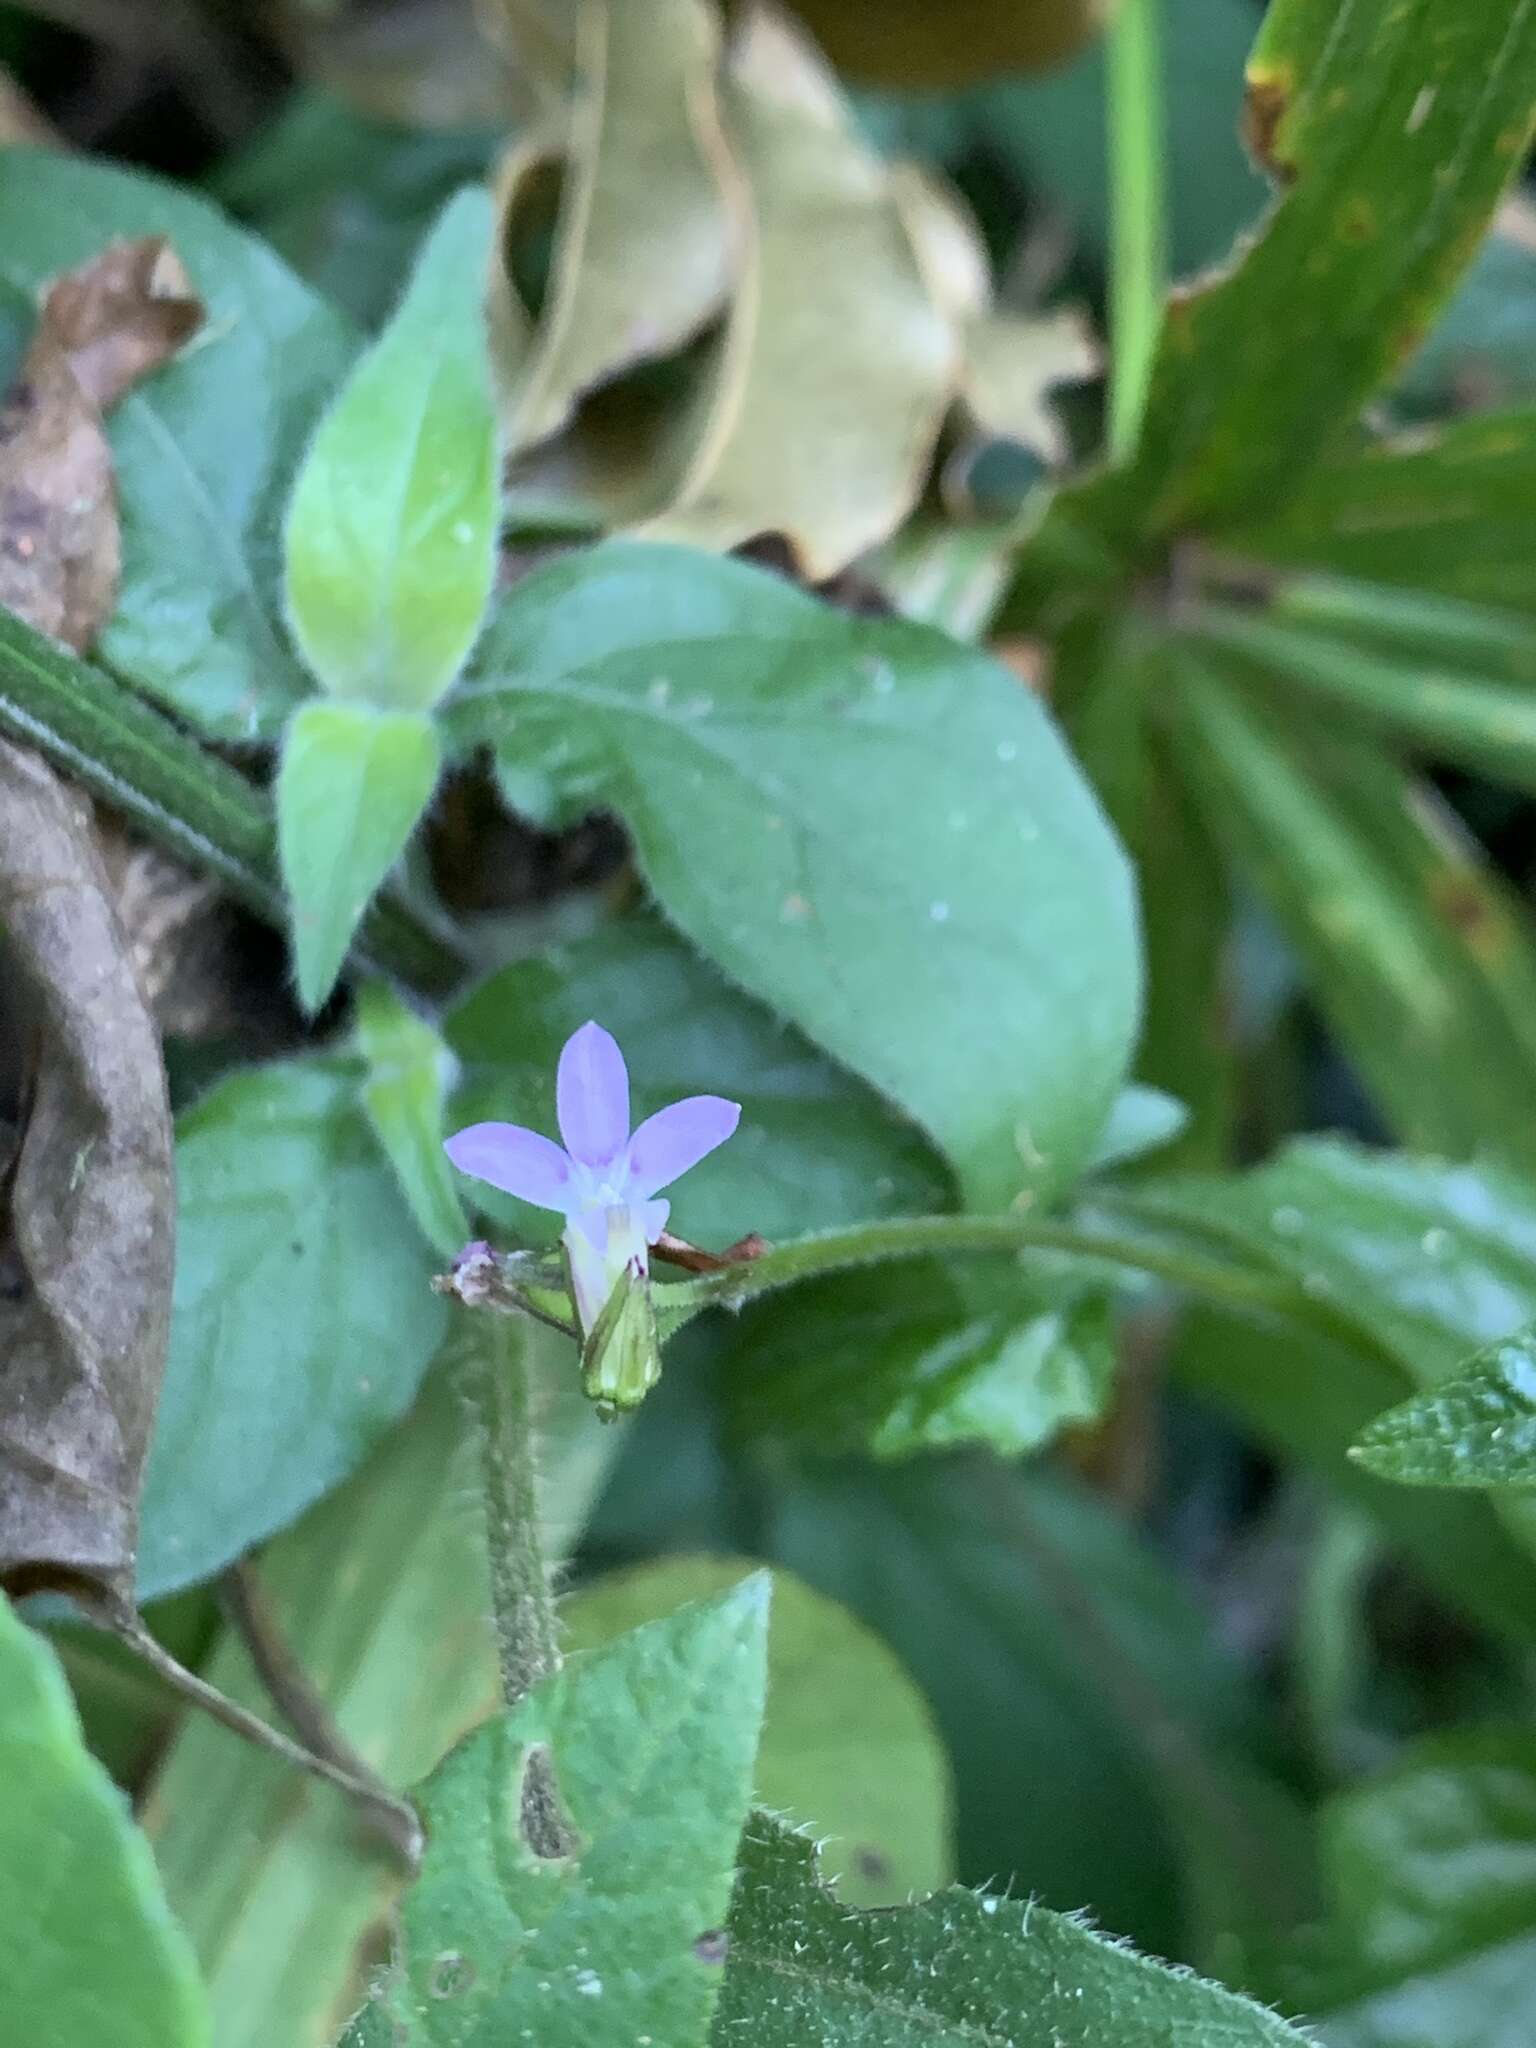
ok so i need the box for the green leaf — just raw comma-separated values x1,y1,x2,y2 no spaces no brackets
0,1592,209,2048
1273,1726,1536,2047
1394,203,1536,420
726,1257,1113,1460
501,0,730,450
562,1556,952,1906
1086,1084,1190,1174
713,1814,1309,2047
950,0,1270,283
1172,666,1536,1172
1352,1328,1536,1490
344,1579,770,2047
357,982,468,1255
641,8,958,577
1130,1137,1536,1593
147,1320,621,2048
1173,1304,1536,1653
1018,0,1536,579
445,543,1139,1211
444,914,949,1249
0,146,353,740
277,700,441,1012
1190,603,1536,796
138,1058,447,1599
284,187,499,710
758,1456,1301,1959
1229,408,1536,617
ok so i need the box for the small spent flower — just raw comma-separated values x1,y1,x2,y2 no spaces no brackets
443,1021,740,1339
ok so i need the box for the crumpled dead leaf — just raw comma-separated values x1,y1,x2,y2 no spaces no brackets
492,0,732,454
0,740,176,1600
0,236,202,653
640,2,960,578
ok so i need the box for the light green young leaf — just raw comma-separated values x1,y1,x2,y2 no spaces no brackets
0,1592,209,2048
1273,1726,1536,2048
712,1814,1310,2047
277,700,441,1012
446,543,1139,1212
1352,1329,1536,1490
444,915,949,1249
726,1257,1113,1462
0,147,354,740
343,1580,770,2047
563,1556,952,1906
147,1320,621,2048
357,982,468,1255
284,187,500,710
138,1059,446,1599
1087,1084,1190,1173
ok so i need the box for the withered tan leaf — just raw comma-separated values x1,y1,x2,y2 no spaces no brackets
0,740,175,1600
640,3,960,578
0,236,201,652
496,0,732,453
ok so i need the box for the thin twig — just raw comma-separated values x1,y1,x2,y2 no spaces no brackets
92,1594,421,1869
217,1559,418,1866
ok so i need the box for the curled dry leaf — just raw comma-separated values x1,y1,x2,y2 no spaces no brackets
493,0,732,454
0,740,175,1600
642,2,960,578
0,235,201,653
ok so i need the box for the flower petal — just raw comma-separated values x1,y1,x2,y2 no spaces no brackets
443,1123,573,1213
557,1020,631,1167
623,1096,741,1198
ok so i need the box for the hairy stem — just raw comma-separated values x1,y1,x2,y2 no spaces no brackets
459,1321,561,1710
0,607,468,996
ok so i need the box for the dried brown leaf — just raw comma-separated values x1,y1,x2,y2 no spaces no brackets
641,2,960,578
0,740,175,1600
0,237,201,651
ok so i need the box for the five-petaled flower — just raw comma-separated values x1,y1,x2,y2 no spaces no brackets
443,1021,740,1334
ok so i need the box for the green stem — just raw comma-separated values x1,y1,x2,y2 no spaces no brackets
458,1321,561,1710
661,1210,1339,1338
0,607,468,996
1106,0,1166,463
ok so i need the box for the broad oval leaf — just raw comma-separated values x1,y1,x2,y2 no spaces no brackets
0,1591,209,2048
343,1578,769,2046
562,1555,952,1906
0,147,354,740
713,1814,1309,2048
445,543,1140,1211
443,913,949,1249
284,188,500,711
276,701,442,1013
137,1059,447,1599
1352,1329,1536,1491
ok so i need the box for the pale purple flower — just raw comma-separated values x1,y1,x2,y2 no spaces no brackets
443,1020,740,1332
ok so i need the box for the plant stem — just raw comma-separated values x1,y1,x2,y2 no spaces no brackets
94,1596,421,1867
459,1322,561,1710
662,1209,1317,1326
1106,0,1166,463
218,1561,417,1859
0,607,469,997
